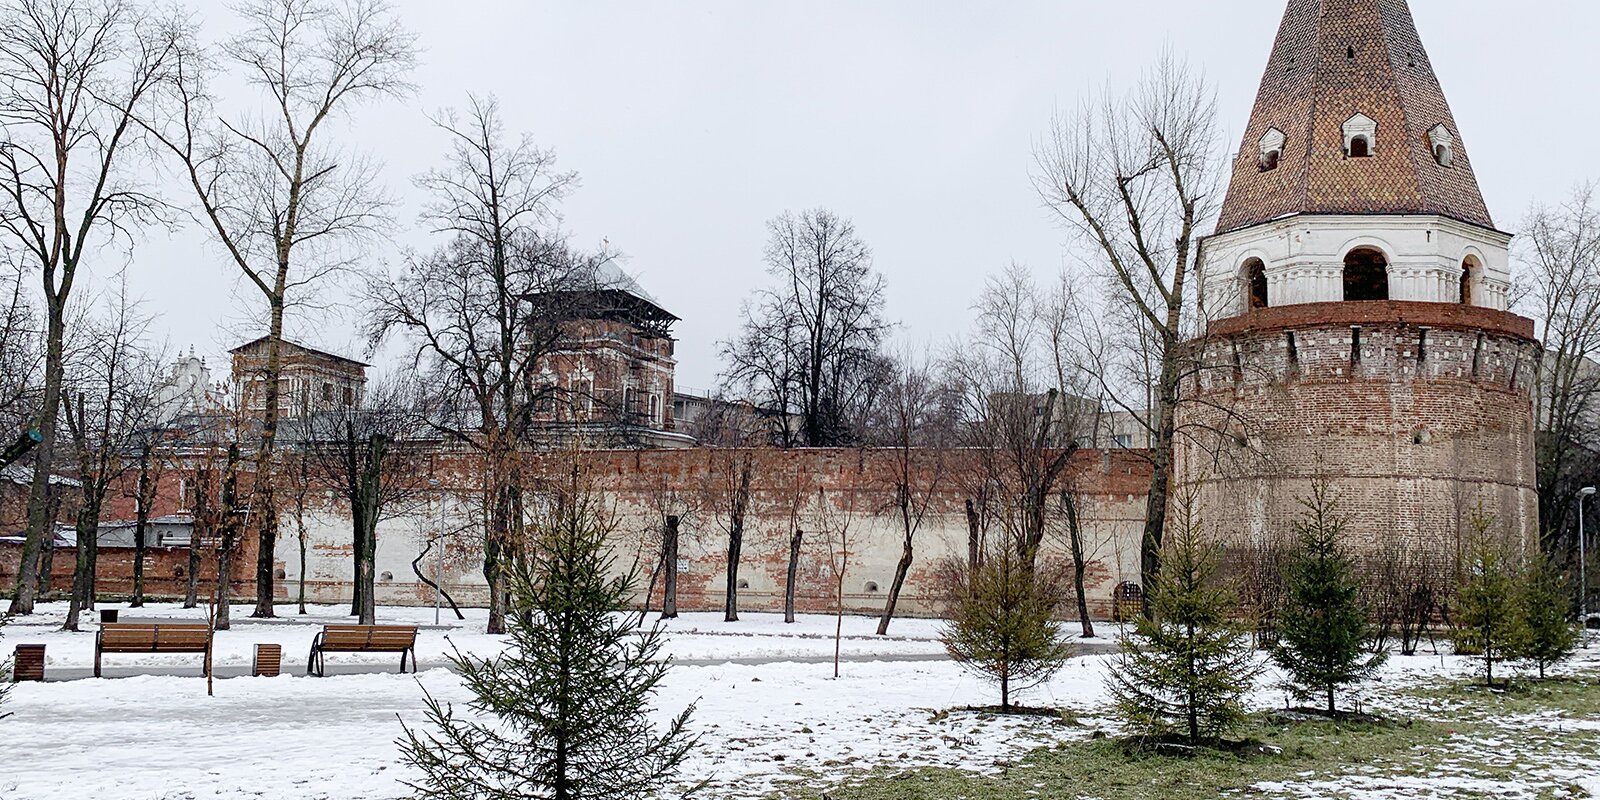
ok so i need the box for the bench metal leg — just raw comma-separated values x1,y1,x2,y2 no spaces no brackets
94,646,102,678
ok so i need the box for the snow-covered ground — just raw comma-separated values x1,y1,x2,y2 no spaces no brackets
3,602,950,672
2,604,1597,799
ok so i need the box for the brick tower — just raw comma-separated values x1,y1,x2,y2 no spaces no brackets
1178,0,1540,558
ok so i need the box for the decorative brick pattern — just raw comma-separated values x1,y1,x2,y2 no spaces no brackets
1216,0,1494,235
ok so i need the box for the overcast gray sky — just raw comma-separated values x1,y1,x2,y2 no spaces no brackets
125,0,1599,389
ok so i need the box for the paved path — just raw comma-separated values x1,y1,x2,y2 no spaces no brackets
37,640,1120,682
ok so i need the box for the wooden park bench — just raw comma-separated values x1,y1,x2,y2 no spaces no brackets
94,623,212,678
307,624,419,677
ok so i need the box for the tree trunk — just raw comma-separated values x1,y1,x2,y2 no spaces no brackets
784,528,803,624
1063,492,1095,638
297,521,308,614
216,445,242,631
877,530,912,636
724,519,743,623
131,454,151,607
483,480,513,635
185,465,210,609
965,498,981,571
661,515,679,619
63,496,103,631
251,305,286,619
9,302,65,615
354,433,386,625
350,518,365,617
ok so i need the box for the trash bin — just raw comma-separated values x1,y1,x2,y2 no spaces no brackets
253,643,282,677
13,644,45,682
99,609,118,624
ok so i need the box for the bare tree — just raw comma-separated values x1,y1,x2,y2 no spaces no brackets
948,267,1086,567
0,0,181,614
722,208,888,447
1521,184,1600,556
1033,54,1223,599
365,95,610,634
59,279,164,629
704,448,755,623
812,487,854,679
143,0,417,618
299,380,428,625
868,349,949,635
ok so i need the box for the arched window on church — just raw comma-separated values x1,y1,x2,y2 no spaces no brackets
1243,258,1268,311
1348,135,1371,158
1343,248,1389,301
1460,256,1480,305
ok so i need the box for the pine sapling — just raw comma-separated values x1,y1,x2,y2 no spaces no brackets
942,546,1073,712
1107,489,1261,747
400,463,698,799
1516,554,1578,680
1272,483,1386,716
1452,508,1527,688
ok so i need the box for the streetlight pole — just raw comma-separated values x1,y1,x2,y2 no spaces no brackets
1580,486,1597,626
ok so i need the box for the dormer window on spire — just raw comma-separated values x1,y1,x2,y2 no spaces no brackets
1343,113,1376,158
1258,128,1286,172
1428,124,1454,167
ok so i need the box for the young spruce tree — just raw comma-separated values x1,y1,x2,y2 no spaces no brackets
1272,483,1386,716
1108,490,1261,747
1452,508,1526,688
400,461,698,800
1516,554,1578,680
942,546,1073,712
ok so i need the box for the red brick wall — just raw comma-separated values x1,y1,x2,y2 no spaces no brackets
1178,301,1540,561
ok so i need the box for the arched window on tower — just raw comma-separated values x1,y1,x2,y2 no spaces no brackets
1243,258,1268,311
1343,113,1377,158
1258,128,1285,172
1343,248,1389,301
1429,124,1455,167
1460,256,1480,305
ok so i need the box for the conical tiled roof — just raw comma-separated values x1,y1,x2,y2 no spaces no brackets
1215,0,1494,235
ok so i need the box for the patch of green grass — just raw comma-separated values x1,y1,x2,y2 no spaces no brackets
1410,675,1600,719
766,716,1447,800
760,671,1600,800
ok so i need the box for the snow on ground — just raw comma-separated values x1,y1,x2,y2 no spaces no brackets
2,602,950,672
2,606,1597,800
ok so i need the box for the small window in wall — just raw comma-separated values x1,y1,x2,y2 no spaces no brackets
321,382,335,403
1343,247,1390,301
649,393,661,424
1113,433,1133,449
1343,113,1377,158
1243,258,1269,311
1429,124,1455,167
1258,128,1285,172
341,386,354,407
